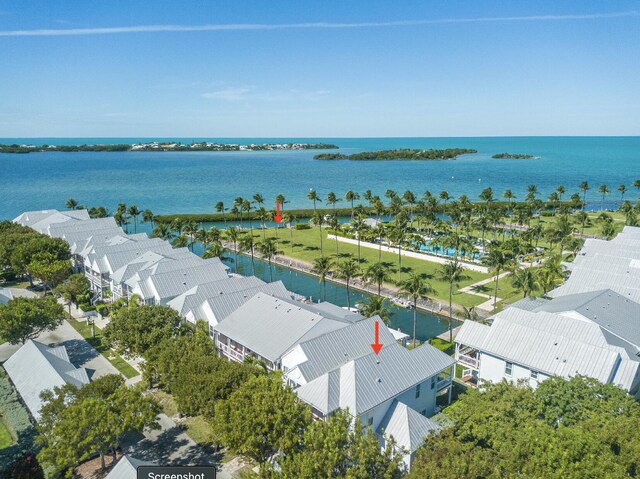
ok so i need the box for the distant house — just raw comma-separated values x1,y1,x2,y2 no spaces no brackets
455,292,640,396
105,455,153,479
3,340,89,421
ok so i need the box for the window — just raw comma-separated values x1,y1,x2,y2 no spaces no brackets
367,416,373,426
415,383,421,398
530,370,538,380
431,376,436,390
505,362,513,376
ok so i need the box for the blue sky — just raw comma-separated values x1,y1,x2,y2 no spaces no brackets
0,1,639,137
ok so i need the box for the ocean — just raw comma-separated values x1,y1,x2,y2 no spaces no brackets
0,136,639,220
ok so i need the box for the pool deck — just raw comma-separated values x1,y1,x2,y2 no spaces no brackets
327,235,489,273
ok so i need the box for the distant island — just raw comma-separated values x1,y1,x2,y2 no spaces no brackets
492,152,536,159
314,148,477,161
0,141,339,154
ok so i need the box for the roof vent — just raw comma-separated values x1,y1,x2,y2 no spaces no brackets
376,378,382,383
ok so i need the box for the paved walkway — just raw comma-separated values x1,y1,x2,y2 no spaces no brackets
459,272,511,312
328,235,489,273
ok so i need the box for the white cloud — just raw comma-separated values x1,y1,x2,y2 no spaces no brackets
202,87,253,101
0,11,637,37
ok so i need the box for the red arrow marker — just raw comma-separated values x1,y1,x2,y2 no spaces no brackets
274,201,282,224
371,320,383,355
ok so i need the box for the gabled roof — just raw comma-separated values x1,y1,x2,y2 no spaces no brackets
0,288,13,305
106,455,154,479
13,209,90,234
296,342,455,416
532,289,640,349
4,340,90,421
214,293,348,362
377,401,440,453
292,317,397,384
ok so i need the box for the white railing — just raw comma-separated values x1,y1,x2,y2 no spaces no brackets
436,377,452,391
217,341,245,362
457,353,479,369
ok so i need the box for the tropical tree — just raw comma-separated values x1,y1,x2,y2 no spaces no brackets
617,184,626,204
224,226,241,273
0,296,64,344
142,209,154,227
127,205,140,233
437,261,470,343
351,216,368,262
511,266,540,298
326,191,340,212
327,215,341,255
399,273,434,346
358,296,393,325
307,189,321,211
257,237,282,281
151,222,173,240
311,211,325,254
345,190,360,220
65,198,79,210
579,181,590,210
54,273,90,316
482,243,513,310
215,201,227,227
202,241,226,260
334,258,360,309
239,233,256,275
598,184,610,210
311,256,334,301
364,261,393,296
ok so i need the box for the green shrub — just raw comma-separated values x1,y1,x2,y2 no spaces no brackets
0,369,37,469
294,223,311,230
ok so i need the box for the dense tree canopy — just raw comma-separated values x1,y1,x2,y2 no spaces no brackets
274,410,404,479
54,273,91,314
103,303,184,358
0,296,64,344
36,375,160,476
144,328,258,417
211,373,311,467
408,377,640,479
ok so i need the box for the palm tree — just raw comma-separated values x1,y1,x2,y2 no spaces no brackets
127,205,140,233
242,199,253,233
203,241,226,260
151,223,173,240
312,211,325,254
482,243,512,310
142,209,154,228
283,212,295,252
65,198,79,210
172,235,188,248
579,181,590,210
363,189,374,207
345,190,360,220
618,184,627,205
224,226,241,273
502,189,515,222
439,190,450,212
634,180,640,197
511,266,540,298
598,184,610,210
312,256,334,301
364,262,393,296
215,201,227,227
233,196,245,228
387,226,405,278
334,258,360,309
350,216,368,263
257,238,282,282
276,194,287,214
398,273,434,346
326,192,340,212
327,215,341,255
437,261,470,343
359,296,393,325
307,189,321,211
253,193,264,210
239,233,256,275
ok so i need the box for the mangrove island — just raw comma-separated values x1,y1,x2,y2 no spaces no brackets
492,152,536,159
314,148,477,161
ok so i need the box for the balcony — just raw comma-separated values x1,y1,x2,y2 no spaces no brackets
217,341,245,363
456,346,480,369
436,376,452,391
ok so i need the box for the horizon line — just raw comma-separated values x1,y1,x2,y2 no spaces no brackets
1,11,638,37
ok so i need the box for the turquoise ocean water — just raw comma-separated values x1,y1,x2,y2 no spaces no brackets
1,137,639,219
1,136,638,340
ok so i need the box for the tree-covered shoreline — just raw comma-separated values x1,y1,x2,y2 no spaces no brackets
492,152,536,159
0,142,339,154
315,148,477,161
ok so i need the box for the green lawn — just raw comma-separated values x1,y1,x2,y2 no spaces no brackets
150,390,214,446
428,338,455,356
67,317,139,379
254,227,491,308
0,417,14,449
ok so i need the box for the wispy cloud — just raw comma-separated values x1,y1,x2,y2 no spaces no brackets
0,11,637,37
202,87,329,103
202,87,253,101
